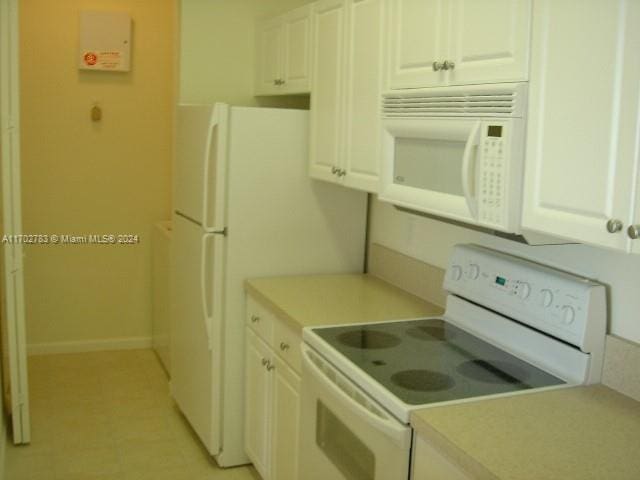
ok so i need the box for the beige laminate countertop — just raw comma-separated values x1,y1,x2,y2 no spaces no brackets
411,384,640,480
245,273,443,333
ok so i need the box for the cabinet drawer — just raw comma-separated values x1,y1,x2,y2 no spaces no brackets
246,296,275,345
273,318,302,374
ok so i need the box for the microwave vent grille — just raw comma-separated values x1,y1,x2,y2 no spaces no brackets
383,85,525,117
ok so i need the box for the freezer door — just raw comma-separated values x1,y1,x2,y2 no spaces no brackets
170,213,224,455
174,103,228,230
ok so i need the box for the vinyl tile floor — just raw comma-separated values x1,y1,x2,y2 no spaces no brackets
5,349,260,480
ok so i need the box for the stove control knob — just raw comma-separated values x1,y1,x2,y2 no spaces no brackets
541,289,554,308
451,265,463,281
517,282,531,299
467,264,480,280
562,305,576,325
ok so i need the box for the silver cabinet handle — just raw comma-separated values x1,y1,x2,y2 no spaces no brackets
606,219,623,233
273,79,285,86
279,342,290,351
628,224,640,239
443,60,456,70
251,315,260,323
432,61,444,71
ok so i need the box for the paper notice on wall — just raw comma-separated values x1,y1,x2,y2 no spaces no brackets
81,51,124,70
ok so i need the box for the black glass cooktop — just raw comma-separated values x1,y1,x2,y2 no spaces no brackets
313,318,564,405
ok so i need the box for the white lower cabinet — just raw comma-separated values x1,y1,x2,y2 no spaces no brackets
412,435,473,480
244,295,302,480
271,356,301,480
244,329,273,479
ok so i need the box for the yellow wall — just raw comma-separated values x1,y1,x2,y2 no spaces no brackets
179,0,313,107
20,0,176,347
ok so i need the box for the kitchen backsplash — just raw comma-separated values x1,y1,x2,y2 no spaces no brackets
368,243,447,308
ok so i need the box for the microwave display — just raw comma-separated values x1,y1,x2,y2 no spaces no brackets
488,125,503,137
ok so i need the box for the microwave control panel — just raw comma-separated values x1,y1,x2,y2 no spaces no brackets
478,124,507,227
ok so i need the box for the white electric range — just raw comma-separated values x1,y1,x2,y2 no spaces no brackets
298,244,606,480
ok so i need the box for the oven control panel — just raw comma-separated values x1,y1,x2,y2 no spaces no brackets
444,245,606,353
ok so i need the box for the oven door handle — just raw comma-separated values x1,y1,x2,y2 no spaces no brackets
461,121,481,220
302,345,411,449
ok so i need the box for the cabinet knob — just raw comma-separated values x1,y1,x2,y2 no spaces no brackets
443,60,456,71
279,342,290,352
251,315,260,323
606,219,623,233
432,61,444,72
628,224,640,240
266,363,275,372
261,358,269,366
338,169,346,177
331,166,339,175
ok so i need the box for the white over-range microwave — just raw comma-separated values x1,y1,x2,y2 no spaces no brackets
379,83,527,233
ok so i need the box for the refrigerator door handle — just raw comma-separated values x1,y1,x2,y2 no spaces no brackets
202,104,229,233
200,233,215,349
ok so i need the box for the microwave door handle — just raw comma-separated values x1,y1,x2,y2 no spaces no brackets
462,122,482,219
301,345,411,449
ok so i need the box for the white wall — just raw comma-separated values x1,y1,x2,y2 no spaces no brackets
370,198,640,344
179,0,313,107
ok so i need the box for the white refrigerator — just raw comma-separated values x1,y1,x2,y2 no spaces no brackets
171,103,367,467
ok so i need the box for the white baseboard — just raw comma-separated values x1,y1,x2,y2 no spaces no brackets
27,336,152,356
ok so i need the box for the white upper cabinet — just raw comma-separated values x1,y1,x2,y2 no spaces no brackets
255,4,313,95
282,6,313,91
447,0,530,86
522,0,640,252
310,0,384,193
342,0,385,191
309,0,346,183
256,18,284,96
387,0,448,88
387,0,531,89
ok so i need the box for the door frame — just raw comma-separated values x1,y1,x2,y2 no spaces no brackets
0,0,30,445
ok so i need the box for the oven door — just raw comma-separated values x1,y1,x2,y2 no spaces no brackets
379,117,482,224
299,345,412,480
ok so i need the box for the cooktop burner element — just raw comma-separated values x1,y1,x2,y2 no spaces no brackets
457,359,528,385
337,330,402,349
391,369,455,392
406,320,454,342
313,318,564,405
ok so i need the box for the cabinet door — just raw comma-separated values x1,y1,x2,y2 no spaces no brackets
447,0,530,86
342,0,384,193
244,329,273,479
281,5,313,94
387,0,448,89
412,435,473,480
522,0,638,251
255,18,283,95
270,357,301,480
309,0,346,183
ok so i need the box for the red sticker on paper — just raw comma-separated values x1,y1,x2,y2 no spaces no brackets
84,52,98,66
